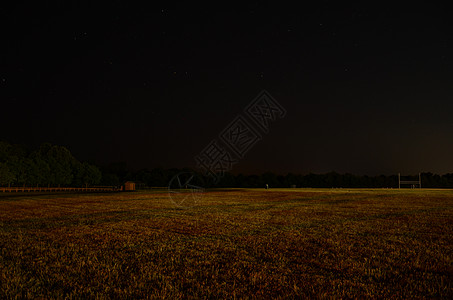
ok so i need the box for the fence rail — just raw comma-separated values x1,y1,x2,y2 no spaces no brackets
0,187,119,193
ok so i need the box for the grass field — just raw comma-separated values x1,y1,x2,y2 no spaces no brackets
1,188,452,298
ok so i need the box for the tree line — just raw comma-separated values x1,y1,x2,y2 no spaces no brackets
0,141,101,187
1,140,452,188
129,169,453,189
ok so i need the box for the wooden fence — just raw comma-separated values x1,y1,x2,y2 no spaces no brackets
0,187,119,193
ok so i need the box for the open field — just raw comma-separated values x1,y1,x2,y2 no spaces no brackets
1,189,452,298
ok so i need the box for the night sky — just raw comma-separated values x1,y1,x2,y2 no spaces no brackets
1,2,452,176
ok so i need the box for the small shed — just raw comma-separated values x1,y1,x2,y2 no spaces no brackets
124,181,136,191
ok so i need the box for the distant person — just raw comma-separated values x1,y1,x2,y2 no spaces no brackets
265,184,269,189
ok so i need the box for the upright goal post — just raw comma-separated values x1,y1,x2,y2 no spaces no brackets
398,173,421,189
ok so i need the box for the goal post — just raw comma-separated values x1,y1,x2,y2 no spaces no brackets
398,173,421,189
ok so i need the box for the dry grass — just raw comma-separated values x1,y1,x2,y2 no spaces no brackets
1,189,452,298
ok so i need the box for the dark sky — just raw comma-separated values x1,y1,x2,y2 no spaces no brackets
1,2,452,175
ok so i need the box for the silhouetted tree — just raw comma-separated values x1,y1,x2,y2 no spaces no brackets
0,162,15,186
100,173,120,186
29,150,51,186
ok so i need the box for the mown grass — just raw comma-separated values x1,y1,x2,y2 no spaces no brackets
0,189,452,298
